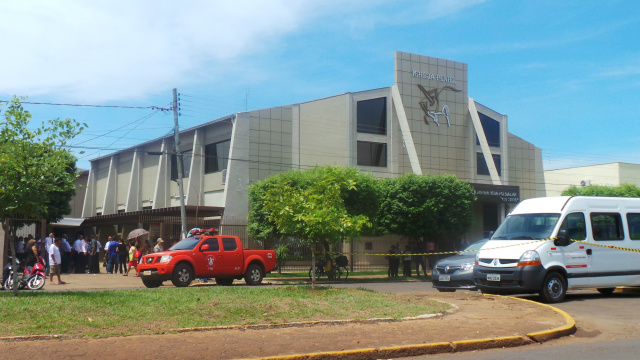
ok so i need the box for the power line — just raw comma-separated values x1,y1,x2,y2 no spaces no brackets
0,99,171,111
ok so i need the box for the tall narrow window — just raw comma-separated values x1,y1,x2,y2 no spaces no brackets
357,97,387,135
476,152,501,176
476,112,500,147
205,140,231,174
357,141,387,167
171,150,193,180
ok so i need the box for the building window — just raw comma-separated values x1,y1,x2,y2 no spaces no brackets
591,213,624,240
171,150,193,181
357,141,387,167
476,112,500,147
205,140,231,174
357,97,387,135
476,152,501,176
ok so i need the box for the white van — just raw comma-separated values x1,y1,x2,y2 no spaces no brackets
474,196,640,303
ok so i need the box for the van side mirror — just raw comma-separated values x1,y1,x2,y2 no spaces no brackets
554,230,570,247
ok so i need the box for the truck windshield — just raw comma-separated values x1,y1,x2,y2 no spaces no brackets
492,213,560,240
168,237,201,251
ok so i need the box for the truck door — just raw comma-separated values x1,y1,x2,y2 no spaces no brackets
220,237,243,275
557,212,591,287
195,237,221,276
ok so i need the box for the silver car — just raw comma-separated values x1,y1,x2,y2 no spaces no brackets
431,240,488,292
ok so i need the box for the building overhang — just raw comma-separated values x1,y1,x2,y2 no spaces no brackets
82,206,225,226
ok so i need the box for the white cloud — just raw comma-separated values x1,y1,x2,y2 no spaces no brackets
0,0,482,103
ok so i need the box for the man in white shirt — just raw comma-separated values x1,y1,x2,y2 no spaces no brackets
48,238,65,285
44,233,55,275
73,235,87,273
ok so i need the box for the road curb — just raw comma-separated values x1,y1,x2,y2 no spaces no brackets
251,295,576,360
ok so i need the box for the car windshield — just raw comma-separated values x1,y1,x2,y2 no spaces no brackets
168,237,201,251
492,213,561,240
460,240,488,254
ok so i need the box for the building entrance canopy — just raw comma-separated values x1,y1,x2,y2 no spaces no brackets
82,206,224,227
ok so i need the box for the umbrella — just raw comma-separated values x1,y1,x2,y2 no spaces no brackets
127,228,148,240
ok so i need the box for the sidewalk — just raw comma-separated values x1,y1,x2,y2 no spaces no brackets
2,273,575,360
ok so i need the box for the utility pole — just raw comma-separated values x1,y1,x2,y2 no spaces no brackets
173,88,187,239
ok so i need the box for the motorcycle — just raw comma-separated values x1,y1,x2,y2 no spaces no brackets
2,256,46,291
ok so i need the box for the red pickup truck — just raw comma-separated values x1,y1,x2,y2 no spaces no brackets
137,235,276,288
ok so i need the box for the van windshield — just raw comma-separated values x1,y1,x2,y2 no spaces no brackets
492,213,560,240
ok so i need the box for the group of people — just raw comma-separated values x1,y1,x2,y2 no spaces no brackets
12,233,167,281
386,242,428,278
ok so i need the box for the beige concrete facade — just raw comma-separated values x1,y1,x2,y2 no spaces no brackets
78,51,545,249
545,162,640,196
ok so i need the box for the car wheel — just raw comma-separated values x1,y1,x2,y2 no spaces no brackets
142,279,163,288
539,272,567,303
437,288,456,292
215,278,234,286
171,263,193,287
244,264,263,285
597,288,615,296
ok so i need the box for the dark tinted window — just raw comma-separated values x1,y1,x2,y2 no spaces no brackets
476,112,500,147
591,213,624,240
357,97,387,135
200,238,220,252
559,212,586,241
204,140,230,174
476,153,501,176
627,213,640,240
357,141,387,167
222,237,238,251
171,150,192,180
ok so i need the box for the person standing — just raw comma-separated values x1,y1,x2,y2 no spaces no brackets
413,241,427,278
89,236,101,274
124,240,140,276
44,233,55,275
117,238,128,274
48,238,65,285
402,245,412,277
73,235,87,274
153,238,164,253
105,236,118,274
60,235,72,273
15,237,25,262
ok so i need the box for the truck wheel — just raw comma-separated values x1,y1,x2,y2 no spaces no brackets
215,278,234,286
244,264,263,285
539,272,566,303
171,263,193,287
142,279,163,288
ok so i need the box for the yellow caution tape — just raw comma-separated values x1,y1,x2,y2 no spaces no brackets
570,239,640,253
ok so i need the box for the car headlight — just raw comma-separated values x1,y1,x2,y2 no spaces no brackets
460,262,474,271
517,250,541,267
159,255,173,263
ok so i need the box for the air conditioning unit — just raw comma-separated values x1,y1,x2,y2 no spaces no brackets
580,180,591,187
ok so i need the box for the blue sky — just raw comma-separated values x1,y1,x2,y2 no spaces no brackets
1,0,638,171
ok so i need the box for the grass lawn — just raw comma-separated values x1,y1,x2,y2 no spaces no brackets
0,286,448,338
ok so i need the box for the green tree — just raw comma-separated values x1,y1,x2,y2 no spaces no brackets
247,166,379,287
378,174,476,244
562,184,640,197
0,97,86,296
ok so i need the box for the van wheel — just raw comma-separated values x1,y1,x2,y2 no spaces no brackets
171,264,193,287
597,288,615,296
539,272,566,303
437,288,455,292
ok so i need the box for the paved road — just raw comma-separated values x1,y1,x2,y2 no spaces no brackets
350,285,640,360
